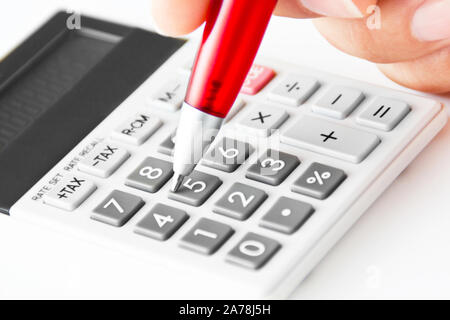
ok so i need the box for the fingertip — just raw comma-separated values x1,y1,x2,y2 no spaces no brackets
275,0,378,19
151,0,209,36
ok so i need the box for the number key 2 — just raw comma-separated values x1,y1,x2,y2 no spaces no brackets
214,183,267,221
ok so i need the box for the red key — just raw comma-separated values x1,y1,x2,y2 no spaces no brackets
240,64,275,95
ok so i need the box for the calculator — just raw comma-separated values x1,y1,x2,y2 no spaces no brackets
1,13,447,299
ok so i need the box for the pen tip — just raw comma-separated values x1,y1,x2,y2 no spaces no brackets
171,174,185,192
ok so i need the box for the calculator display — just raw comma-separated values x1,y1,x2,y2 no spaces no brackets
0,30,117,151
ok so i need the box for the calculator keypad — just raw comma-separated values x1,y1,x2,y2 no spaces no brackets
91,190,144,227
135,204,188,241
237,104,288,137
292,162,346,199
202,138,252,173
126,157,173,193
246,150,300,186
282,115,380,163
356,97,410,131
312,86,365,119
268,74,319,107
168,171,222,207
226,233,281,270
78,142,129,178
213,183,267,221
39,58,422,274
44,176,96,211
112,113,161,145
260,197,314,234
180,218,234,255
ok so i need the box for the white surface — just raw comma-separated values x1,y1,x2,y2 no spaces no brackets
0,0,449,299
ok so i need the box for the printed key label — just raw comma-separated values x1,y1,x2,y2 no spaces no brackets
121,114,151,136
57,177,86,199
92,145,118,166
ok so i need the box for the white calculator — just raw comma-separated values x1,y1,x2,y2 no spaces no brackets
1,13,446,299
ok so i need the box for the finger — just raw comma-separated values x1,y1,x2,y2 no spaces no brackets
151,0,378,37
274,0,377,18
314,0,450,63
151,0,210,36
378,46,450,93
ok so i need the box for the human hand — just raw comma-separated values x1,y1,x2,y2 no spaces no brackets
151,0,450,93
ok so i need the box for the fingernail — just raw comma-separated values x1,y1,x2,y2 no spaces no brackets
412,0,450,41
300,0,364,18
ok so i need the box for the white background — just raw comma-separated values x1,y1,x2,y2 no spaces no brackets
1,0,450,299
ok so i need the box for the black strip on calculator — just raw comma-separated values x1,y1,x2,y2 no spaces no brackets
0,12,185,215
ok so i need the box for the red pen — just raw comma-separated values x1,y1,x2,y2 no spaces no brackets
172,0,277,192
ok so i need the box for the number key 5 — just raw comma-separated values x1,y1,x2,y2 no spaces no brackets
168,171,222,207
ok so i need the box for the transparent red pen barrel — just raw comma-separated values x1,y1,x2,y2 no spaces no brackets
185,0,277,118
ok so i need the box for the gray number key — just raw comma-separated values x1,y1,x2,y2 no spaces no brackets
268,74,319,107
134,204,188,241
246,150,300,186
260,197,314,234
292,162,346,200
226,233,281,270
213,183,267,221
168,171,222,207
158,131,176,156
180,218,234,255
312,86,365,119
91,190,144,227
356,97,410,131
125,157,173,193
202,138,252,172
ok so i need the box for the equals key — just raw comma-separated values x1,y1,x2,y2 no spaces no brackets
356,97,411,131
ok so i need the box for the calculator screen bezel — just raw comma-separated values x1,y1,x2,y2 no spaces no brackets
0,12,185,215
